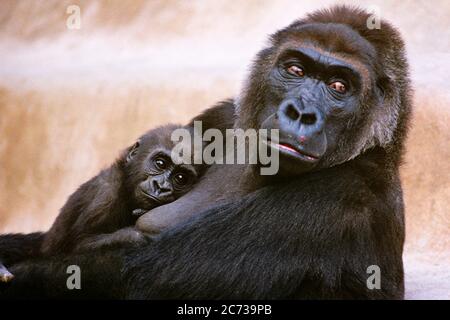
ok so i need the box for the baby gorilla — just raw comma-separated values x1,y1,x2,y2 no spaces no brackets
0,124,201,281
42,124,201,254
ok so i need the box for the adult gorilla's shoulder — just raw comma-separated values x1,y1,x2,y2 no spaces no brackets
1,5,411,299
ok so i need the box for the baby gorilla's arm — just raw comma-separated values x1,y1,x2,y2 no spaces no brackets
74,227,149,252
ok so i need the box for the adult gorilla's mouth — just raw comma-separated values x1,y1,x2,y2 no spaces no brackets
265,139,320,163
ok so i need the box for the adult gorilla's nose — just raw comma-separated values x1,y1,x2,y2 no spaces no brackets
277,98,324,138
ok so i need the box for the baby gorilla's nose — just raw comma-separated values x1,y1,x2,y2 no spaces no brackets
152,179,172,196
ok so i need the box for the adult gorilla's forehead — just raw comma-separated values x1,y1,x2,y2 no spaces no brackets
274,23,377,64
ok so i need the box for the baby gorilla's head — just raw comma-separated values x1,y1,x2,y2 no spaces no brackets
123,125,201,214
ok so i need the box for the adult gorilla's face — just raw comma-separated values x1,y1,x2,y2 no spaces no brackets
238,22,399,175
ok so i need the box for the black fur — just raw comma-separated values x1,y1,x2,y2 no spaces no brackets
0,233,44,267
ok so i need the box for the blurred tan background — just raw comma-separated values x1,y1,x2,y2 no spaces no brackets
0,0,449,299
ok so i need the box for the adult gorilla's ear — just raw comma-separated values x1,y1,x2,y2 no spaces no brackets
126,140,140,163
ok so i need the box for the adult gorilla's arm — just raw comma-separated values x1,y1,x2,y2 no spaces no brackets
125,155,404,299
1,152,404,299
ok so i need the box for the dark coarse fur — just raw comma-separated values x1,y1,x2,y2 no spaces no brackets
0,6,411,299
0,233,45,267
40,154,133,255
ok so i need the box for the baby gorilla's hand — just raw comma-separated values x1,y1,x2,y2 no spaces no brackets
75,227,152,252
111,227,149,246
132,209,148,217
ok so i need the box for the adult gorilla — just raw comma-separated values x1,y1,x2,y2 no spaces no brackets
0,6,411,299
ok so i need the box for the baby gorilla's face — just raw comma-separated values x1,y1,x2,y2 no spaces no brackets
133,149,198,211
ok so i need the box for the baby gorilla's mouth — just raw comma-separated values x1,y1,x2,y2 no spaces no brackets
140,188,162,204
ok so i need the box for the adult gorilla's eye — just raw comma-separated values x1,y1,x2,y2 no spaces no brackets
329,81,347,94
174,173,189,185
154,158,167,170
286,65,305,77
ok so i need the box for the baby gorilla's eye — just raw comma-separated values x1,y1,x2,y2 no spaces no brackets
154,158,167,170
329,81,347,94
174,173,189,186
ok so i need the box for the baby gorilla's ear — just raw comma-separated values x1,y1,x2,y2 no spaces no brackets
126,140,141,163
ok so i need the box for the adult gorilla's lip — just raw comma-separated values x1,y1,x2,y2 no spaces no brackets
266,139,320,163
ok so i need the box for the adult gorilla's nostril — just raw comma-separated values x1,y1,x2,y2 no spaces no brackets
285,104,300,121
300,113,317,125
278,99,321,128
